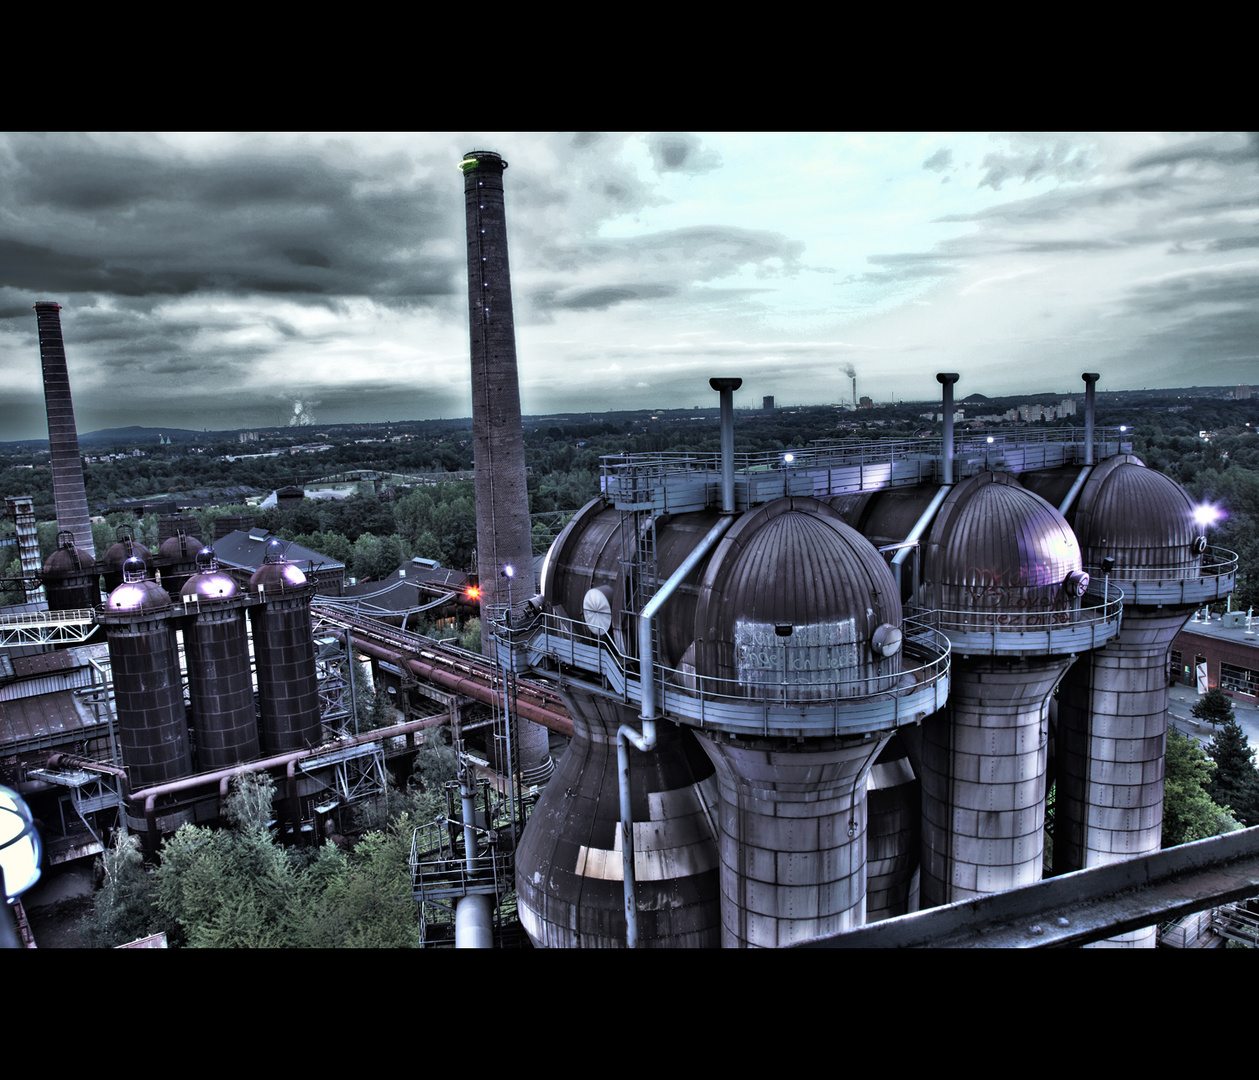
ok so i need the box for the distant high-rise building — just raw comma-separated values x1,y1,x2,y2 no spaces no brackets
33,302,95,559
763,395,774,411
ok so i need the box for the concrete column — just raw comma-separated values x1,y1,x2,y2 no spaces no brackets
695,733,888,948
1054,604,1195,947
919,657,1072,906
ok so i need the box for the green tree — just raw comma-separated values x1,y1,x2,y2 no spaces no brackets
1163,727,1242,846
301,822,419,948
80,829,160,948
1192,687,1236,727
1205,717,1259,827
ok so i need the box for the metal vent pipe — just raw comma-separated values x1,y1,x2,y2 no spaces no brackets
937,373,960,485
710,378,742,514
1082,373,1099,465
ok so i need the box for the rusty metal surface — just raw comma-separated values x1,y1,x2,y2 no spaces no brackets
796,825,1259,948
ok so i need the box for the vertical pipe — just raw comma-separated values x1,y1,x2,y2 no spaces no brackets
709,378,742,514
936,373,959,485
1082,372,1099,465
32,302,95,558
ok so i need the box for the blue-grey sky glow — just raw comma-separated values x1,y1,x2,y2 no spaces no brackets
1,131,1255,440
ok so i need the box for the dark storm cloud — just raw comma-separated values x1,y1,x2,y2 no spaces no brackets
1129,132,1259,171
842,252,959,286
524,225,803,316
647,133,721,175
1123,266,1259,317
533,284,678,311
0,133,461,305
977,139,1092,191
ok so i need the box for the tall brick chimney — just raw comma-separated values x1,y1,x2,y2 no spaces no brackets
460,150,548,769
33,302,95,559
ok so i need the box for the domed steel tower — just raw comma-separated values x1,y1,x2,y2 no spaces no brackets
515,499,724,948
98,558,192,796
1021,453,1236,946
248,540,321,755
180,548,260,771
689,497,924,945
913,472,1118,904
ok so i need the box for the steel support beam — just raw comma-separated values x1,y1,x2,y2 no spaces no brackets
796,825,1259,948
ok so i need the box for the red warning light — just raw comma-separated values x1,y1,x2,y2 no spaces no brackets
466,586,482,601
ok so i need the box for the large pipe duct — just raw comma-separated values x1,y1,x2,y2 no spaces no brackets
460,149,549,774
32,302,95,559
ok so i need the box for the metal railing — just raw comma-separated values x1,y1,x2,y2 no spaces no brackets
1085,547,1237,605
599,429,1134,511
915,580,1124,655
512,609,951,736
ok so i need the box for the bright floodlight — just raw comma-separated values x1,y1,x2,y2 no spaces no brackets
1193,504,1222,527
1,784,41,901
784,453,794,463
503,565,514,578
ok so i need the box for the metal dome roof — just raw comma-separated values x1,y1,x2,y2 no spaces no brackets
1072,455,1200,571
181,567,239,601
106,576,173,614
159,531,203,560
249,559,309,592
103,535,152,572
923,472,1081,607
42,541,94,576
693,497,902,699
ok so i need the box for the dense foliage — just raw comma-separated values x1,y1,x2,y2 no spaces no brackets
1163,727,1242,846
80,751,458,948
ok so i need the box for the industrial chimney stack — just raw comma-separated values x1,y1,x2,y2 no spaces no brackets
460,150,549,772
33,302,95,559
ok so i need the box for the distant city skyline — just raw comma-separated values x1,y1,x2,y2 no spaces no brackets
1,132,1255,442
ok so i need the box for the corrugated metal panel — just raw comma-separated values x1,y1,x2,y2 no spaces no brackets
0,666,94,701
0,689,104,751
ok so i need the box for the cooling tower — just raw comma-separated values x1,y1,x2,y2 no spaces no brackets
32,302,95,559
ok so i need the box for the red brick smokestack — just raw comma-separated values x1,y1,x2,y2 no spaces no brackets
461,150,549,769
33,302,95,559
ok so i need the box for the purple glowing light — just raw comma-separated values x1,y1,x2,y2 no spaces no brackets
1193,504,1223,527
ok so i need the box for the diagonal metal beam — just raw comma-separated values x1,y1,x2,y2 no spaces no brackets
796,825,1259,948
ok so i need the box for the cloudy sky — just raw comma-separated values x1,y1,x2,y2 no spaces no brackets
1,131,1255,441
